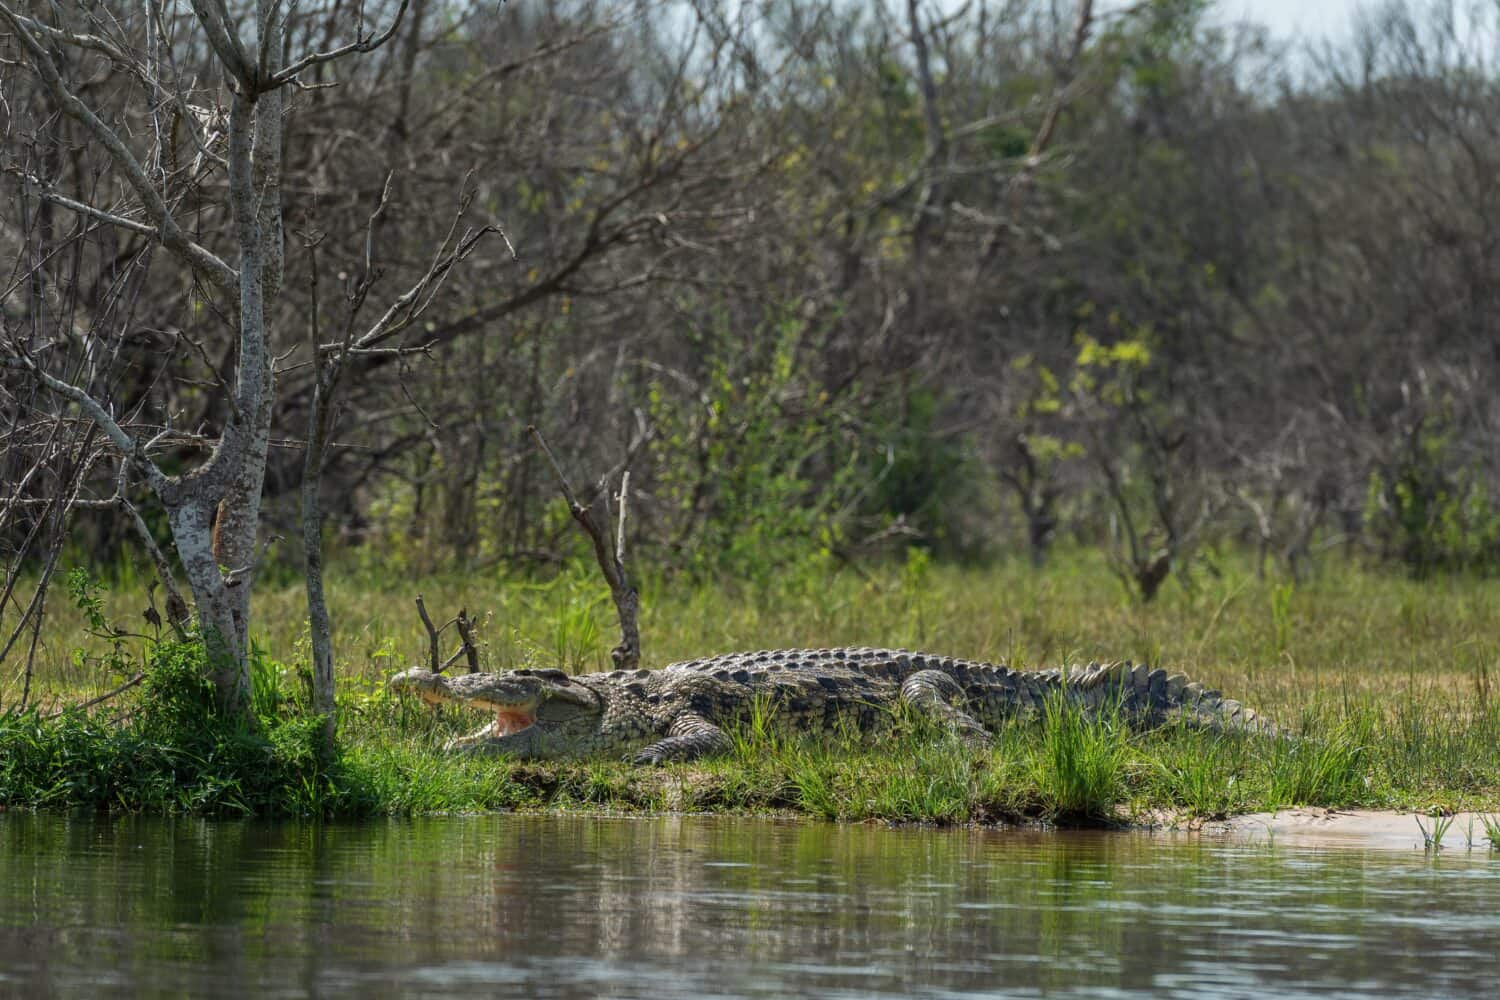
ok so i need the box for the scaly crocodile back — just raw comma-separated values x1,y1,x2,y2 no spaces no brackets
646,647,1268,734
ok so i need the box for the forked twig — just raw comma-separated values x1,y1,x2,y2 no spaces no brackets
414,595,482,673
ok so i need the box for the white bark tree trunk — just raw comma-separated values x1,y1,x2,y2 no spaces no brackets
1,0,422,721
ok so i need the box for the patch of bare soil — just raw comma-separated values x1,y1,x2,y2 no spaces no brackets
1205,808,1499,851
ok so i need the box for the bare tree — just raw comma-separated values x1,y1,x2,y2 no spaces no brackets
0,1,429,717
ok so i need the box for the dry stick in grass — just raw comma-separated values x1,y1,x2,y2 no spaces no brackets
528,426,641,671
44,672,146,720
415,594,441,672
414,594,481,674
454,609,481,673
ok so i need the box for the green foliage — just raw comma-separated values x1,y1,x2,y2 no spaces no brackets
981,122,1032,159
1071,329,1154,405
544,577,605,672
1264,717,1370,809
862,386,972,550
66,566,110,634
1365,416,1500,577
0,642,357,817
249,639,303,719
864,738,977,823
646,314,862,586
65,567,135,680
1116,0,1212,94
1148,730,1247,817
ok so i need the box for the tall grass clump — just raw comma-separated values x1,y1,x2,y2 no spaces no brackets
1148,728,1249,818
1264,716,1371,808
1028,692,1130,822
864,738,977,823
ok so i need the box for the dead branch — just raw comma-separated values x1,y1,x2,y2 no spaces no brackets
45,672,146,719
454,609,481,674
529,425,641,670
121,496,192,636
415,593,440,672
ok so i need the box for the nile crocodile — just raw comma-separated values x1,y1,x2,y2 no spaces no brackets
389,647,1270,763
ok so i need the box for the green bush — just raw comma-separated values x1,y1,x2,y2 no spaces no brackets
645,314,862,587
1366,416,1500,577
0,641,362,817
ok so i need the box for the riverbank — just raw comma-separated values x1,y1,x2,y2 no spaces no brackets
4,647,1497,824
3,553,1499,820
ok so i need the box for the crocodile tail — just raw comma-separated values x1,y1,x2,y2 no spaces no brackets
1065,660,1275,734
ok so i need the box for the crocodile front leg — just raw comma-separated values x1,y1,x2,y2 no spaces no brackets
631,711,731,764
901,670,993,747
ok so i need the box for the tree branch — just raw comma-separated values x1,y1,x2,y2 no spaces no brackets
0,4,239,290
185,0,256,89
272,0,413,86
0,357,166,493
529,426,641,670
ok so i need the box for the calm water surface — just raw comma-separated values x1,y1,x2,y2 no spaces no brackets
2,812,1498,998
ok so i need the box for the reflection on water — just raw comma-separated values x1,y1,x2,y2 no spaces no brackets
1,812,1498,998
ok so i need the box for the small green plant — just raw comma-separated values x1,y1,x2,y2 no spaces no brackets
728,690,783,758
1477,813,1500,851
786,749,842,819
249,639,297,717
65,566,140,679
1415,811,1454,852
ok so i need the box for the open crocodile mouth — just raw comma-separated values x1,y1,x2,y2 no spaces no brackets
491,709,538,738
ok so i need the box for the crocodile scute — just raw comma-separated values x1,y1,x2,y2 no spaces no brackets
388,647,1272,763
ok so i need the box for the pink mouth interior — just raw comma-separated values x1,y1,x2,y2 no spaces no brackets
491,710,537,738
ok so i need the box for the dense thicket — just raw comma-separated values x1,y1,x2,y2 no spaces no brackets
6,0,1500,606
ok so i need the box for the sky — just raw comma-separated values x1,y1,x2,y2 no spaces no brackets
1211,0,1369,40
1092,0,1372,41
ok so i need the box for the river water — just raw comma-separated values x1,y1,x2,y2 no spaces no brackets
1,812,1498,998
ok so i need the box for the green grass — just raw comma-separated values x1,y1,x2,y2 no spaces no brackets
3,548,1500,822
1029,691,1129,821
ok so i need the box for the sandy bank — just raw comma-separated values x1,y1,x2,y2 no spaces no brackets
1207,808,1499,851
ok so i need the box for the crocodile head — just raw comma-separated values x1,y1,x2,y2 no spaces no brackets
389,667,605,759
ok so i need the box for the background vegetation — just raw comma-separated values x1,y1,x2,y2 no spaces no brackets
8,1,1500,598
